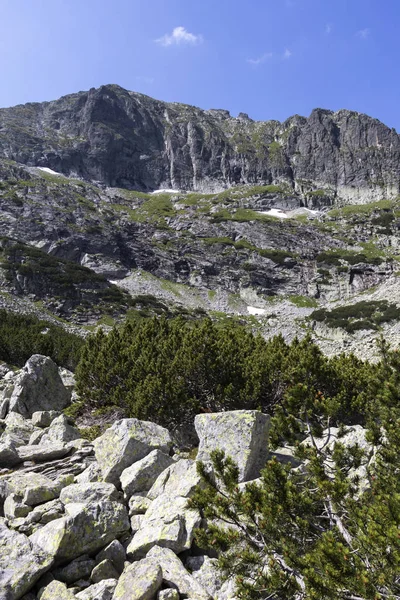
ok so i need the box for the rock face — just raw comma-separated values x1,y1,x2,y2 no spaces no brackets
8,355,70,418
1,84,399,201
195,410,271,482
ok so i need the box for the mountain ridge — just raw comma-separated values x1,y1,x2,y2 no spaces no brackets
1,83,399,201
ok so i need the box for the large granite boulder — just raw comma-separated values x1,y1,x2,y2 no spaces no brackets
112,558,162,600
8,356,70,418
120,449,174,498
126,494,201,559
0,519,53,600
39,414,81,446
39,580,75,599
30,500,130,562
94,419,172,487
195,410,270,482
59,482,119,505
148,458,203,500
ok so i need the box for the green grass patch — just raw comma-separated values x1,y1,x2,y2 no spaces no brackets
288,295,318,308
310,300,400,333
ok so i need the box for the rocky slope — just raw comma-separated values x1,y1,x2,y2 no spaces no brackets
0,354,282,599
0,354,375,600
2,88,400,356
1,84,400,201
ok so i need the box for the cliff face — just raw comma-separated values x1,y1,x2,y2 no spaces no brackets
1,84,399,200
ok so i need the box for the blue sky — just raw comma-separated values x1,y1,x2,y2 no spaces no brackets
1,0,399,129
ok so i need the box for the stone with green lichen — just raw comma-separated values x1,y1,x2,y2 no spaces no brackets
60,482,119,505
39,414,81,446
147,458,203,500
91,559,120,583
126,494,201,559
75,579,117,600
4,494,32,520
5,472,63,507
38,580,75,599
9,355,70,419
111,558,162,600
120,449,174,499
128,495,151,516
94,419,172,487
0,519,53,600
195,410,270,483
52,555,96,584
157,590,180,600
147,545,212,600
95,539,126,573
30,500,129,562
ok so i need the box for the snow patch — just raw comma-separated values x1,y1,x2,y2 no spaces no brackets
256,208,288,219
247,306,267,316
37,167,63,176
151,189,181,195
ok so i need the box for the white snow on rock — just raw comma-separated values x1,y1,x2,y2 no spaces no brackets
37,167,63,176
151,189,181,195
247,306,267,316
256,208,288,219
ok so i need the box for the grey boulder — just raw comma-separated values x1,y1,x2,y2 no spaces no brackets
39,415,81,446
147,545,212,600
0,519,53,600
9,355,70,418
120,449,174,498
148,458,203,500
38,581,75,599
94,419,172,487
195,410,270,482
76,579,117,600
111,558,162,600
126,493,201,559
95,539,126,573
30,500,130,562
60,482,119,505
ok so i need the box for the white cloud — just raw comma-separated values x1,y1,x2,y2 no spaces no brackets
325,23,332,34
356,28,370,39
156,26,203,47
283,48,293,59
247,52,273,66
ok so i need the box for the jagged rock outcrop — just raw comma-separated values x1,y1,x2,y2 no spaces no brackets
1,84,399,201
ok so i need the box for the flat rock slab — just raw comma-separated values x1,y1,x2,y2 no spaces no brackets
94,419,172,487
195,410,270,482
60,482,119,505
0,519,53,600
112,558,162,600
16,443,70,462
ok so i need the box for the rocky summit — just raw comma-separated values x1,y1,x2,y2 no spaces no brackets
1,84,400,202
